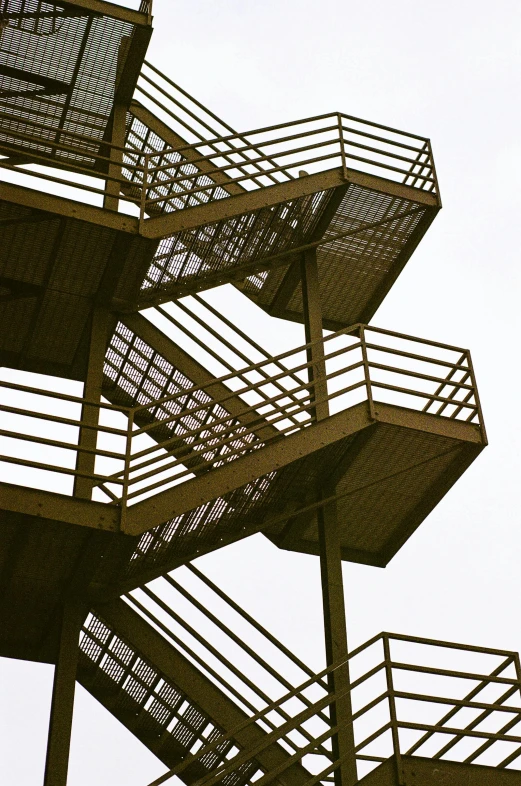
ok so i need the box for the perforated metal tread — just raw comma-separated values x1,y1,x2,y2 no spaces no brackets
0,0,151,170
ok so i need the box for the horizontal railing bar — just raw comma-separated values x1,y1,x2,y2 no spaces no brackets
146,126,339,176
339,112,430,143
366,326,469,354
145,151,340,207
0,380,132,411
368,361,474,390
0,131,145,179
396,720,521,745
0,107,143,156
393,690,521,714
131,323,470,417
341,121,430,153
130,331,361,416
0,453,123,485
371,382,476,411
366,342,469,370
123,380,366,494
145,111,429,163
386,631,517,658
0,403,129,436
0,159,140,206
391,661,519,685
0,427,125,461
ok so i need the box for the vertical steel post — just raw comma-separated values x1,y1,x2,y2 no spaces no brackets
300,248,329,423
74,307,110,500
300,249,357,786
43,603,84,786
103,102,126,212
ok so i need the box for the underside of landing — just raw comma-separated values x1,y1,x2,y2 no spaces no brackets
359,755,521,785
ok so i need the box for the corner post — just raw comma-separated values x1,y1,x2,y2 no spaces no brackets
300,249,357,786
43,603,84,786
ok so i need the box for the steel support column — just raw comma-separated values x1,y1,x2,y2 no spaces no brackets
104,102,127,212
300,248,357,786
73,307,110,500
43,603,83,786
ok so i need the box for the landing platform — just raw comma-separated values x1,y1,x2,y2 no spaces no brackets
360,755,521,786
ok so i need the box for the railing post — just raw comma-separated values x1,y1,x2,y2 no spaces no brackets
383,635,403,786
338,113,348,181
359,326,376,420
465,349,488,445
140,153,149,232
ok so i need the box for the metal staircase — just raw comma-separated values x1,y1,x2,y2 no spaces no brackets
0,3,516,786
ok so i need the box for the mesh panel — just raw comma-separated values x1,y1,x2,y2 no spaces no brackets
140,189,332,296
0,1,136,166
79,611,261,783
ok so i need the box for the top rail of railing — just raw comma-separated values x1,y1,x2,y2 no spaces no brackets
145,631,521,786
137,112,438,220
0,324,484,507
0,92,439,223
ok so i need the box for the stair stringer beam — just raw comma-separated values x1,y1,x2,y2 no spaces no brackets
90,598,316,786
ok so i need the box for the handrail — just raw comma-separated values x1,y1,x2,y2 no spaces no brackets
142,631,521,786
0,324,483,505
0,97,439,220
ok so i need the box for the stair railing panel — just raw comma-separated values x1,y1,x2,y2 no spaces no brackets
144,633,521,786
0,326,484,503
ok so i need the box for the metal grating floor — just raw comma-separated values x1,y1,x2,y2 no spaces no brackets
0,0,146,168
242,183,434,329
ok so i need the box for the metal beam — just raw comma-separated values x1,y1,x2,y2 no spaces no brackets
60,0,152,26
43,602,84,786
124,401,373,537
103,104,127,212
0,179,140,234
93,598,314,786
0,481,120,531
140,166,438,240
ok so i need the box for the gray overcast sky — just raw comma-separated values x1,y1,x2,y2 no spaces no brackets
1,0,521,783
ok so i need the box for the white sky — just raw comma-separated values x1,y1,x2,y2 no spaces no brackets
1,0,521,783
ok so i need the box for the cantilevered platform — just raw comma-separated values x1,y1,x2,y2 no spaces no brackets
121,92,441,328
359,757,521,786
0,324,486,659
